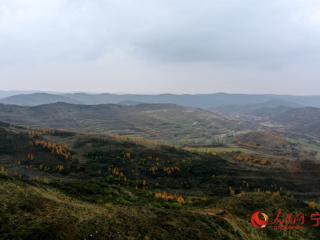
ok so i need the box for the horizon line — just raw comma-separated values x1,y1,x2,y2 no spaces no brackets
1,90,320,97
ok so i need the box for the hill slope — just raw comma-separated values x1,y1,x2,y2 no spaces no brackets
1,122,320,240
247,107,320,139
271,107,320,136
0,102,239,145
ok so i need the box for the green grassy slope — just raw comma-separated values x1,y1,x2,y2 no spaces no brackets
1,123,320,240
1,176,319,240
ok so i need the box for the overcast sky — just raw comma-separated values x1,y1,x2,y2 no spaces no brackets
1,0,320,95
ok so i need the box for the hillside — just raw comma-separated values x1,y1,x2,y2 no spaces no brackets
1,122,320,198
245,107,320,139
0,102,240,146
2,177,319,240
271,107,320,137
212,100,297,118
1,122,320,239
233,131,318,161
212,104,320,140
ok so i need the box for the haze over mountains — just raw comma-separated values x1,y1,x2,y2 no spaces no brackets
1,91,320,240
2,91,320,108
0,90,37,100
1,91,320,142
3,0,320,238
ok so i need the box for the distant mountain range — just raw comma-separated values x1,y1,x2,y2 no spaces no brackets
0,90,38,99
0,93,81,106
1,91,320,140
1,92,320,109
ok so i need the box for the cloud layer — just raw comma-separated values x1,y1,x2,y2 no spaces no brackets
1,0,320,94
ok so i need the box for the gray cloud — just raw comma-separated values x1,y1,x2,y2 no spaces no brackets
0,0,320,94
133,0,320,66
1,0,320,65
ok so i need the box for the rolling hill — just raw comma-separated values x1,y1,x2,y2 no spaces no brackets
241,107,320,139
213,103,320,140
1,122,320,240
0,102,240,146
212,99,298,118
270,107,320,137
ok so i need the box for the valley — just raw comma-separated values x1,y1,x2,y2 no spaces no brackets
0,95,320,240
1,118,320,239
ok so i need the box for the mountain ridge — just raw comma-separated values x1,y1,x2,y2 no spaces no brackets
0,102,238,145
2,92,320,108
